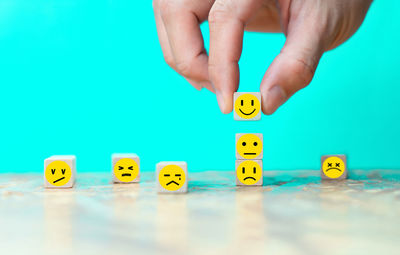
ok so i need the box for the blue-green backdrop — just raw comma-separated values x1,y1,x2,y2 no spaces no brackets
0,0,398,172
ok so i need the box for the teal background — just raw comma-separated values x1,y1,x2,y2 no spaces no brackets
0,0,398,173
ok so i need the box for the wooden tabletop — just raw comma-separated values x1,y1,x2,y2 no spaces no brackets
1,170,400,255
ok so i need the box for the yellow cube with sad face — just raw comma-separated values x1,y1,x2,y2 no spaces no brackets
321,155,348,180
236,160,263,186
156,162,188,193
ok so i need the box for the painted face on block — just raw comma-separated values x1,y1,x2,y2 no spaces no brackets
234,93,261,119
114,158,139,182
158,165,186,191
236,160,262,185
236,134,262,159
322,156,345,179
45,161,72,186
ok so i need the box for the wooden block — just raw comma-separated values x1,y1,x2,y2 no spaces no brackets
112,153,140,183
156,162,188,193
321,155,348,180
236,133,263,160
233,92,261,121
236,160,263,186
44,155,76,188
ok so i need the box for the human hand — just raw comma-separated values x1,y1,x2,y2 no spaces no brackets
153,0,373,114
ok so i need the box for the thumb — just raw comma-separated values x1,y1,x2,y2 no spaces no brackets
260,20,326,115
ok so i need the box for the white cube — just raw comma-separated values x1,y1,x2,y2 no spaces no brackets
235,160,263,186
112,153,140,183
233,92,262,121
156,162,188,193
236,133,263,160
44,155,76,188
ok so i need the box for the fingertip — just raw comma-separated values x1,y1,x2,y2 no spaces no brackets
216,90,233,114
261,85,287,115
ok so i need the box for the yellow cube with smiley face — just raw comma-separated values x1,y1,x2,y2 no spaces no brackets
156,161,188,193
233,92,261,121
44,155,76,188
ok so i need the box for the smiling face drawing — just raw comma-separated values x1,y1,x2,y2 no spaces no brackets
234,93,261,119
45,161,72,186
236,160,262,185
158,165,186,191
236,134,263,159
114,158,139,182
322,156,345,179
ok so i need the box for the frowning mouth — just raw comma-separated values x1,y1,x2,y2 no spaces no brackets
166,180,179,186
122,173,132,177
53,177,65,183
243,176,256,181
239,109,256,116
325,168,342,172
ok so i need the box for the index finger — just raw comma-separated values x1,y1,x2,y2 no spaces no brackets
208,0,263,113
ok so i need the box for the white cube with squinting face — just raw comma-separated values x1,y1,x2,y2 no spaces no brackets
156,162,188,193
112,153,140,183
233,92,261,121
44,155,76,188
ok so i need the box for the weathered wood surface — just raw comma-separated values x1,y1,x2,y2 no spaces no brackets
1,170,400,255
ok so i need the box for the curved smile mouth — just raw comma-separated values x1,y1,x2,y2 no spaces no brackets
166,180,179,186
239,108,256,116
243,176,256,181
326,168,342,172
53,177,65,183
122,173,132,177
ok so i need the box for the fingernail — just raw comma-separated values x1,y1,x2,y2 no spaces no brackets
263,85,287,114
216,90,226,113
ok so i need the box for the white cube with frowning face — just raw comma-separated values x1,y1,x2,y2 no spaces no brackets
156,161,188,193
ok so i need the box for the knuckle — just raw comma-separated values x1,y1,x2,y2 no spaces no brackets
164,55,175,69
287,58,316,87
208,1,231,25
175,59,195,78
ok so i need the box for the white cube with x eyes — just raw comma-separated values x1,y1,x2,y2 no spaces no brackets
156,161,188,193
235,160,263,186
236,133,263,160
233,92,262,121
44,155,76,188
112,153,140,183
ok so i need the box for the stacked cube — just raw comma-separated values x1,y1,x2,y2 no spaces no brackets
233,92,263,186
